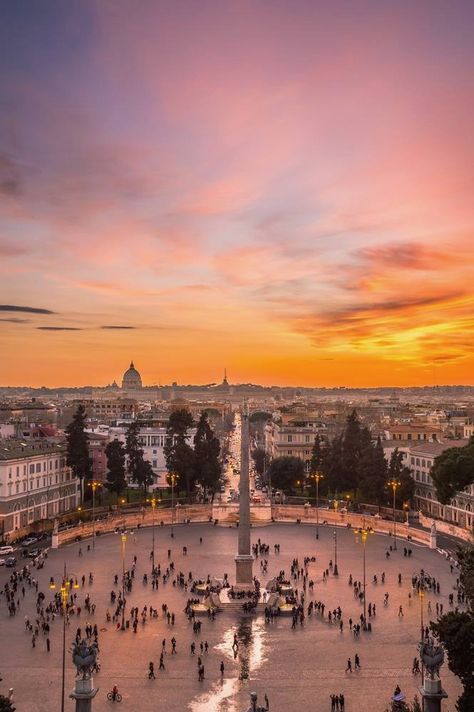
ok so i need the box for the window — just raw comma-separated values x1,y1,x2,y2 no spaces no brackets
416,458,420,466
153,450,157,455
287,449,293,455
36,463,41,473
288,435,293,443
305,435,310,443
16,466,19,476
29,464,35,474
152,460,157,468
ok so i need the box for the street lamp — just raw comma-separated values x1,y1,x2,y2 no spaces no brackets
403,502,409,525
87,481,102,550
388,479,401,550
354,524,374,630
169,473,179,538
120,531,127,630
50,565,79,712
146,496,160,573
331,499,340,575
310,471,324,539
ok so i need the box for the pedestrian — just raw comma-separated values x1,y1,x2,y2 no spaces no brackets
220,660,225,677
46,637,50,652
345,658,352,673
339,693,345,711
159,652,165,670
148,661,155,679
354,653,360,669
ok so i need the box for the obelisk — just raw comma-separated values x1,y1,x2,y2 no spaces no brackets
235,402,254,587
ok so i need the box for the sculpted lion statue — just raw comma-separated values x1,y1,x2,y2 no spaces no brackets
72,639,98,679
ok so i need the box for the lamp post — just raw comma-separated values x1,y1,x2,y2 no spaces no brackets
121,531,127,630
310,471,323,539
88,481,102,550
50,565,79,712
403,502,409,524
146,496,159,573
354,524,373,630
169,473,179,538
331,498,340,575
388,479,401,550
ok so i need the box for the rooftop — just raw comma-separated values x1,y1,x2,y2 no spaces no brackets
408,439,469,457
0,439,66,460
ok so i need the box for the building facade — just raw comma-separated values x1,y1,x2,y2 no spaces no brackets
265,420,320,471
0,440,79,538
408,440,473,531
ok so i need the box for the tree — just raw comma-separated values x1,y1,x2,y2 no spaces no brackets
164,409,195,501
252,447,267,477
135,457,155,493
431,438,474,505
310,433,323,472
388,448,415,506
105,440,127,499
0,696,16,712
65,404,92,503
125,421,142,483
193,411,221,498
321,434,343,493
358,433,388,504
341,410,362,490
431,543,474,712
266,456,305,494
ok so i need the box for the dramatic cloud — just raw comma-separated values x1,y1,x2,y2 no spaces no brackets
1,1,473,386
0,305,54,314
0,318,29,323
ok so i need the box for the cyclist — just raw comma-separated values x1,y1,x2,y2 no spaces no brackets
111,685,119,701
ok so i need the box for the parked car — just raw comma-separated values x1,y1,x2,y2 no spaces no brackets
22,537,38,546
28,549,40,559
0,545,15,556
5,556,17,567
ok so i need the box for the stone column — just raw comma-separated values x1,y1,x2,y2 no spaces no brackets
429,521,437,550
70,676,98,712
235,404,253,587
419,678,447,712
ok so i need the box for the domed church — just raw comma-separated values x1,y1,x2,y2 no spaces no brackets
121,361,143,390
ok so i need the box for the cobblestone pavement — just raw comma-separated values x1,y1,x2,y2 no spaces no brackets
0,523,461,711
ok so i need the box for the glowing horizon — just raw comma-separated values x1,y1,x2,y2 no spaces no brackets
1,1,474,388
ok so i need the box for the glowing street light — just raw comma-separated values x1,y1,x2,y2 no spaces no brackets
309,471,324,540
388,479,401,550
50,566,79,712
354,524,374,629
87,480,103,549
146,495,161,573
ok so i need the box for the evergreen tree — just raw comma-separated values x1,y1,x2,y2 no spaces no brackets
193,411,221,499
341,410,362,490
267,456,304,493
105,439,127,499
321,434,343,493
252,447,267,477
431,544,474,712
125,421,143,483
388,448,415,506
310,433,323,472
431,437,474,504
65,404,92,503
0,696,16,712
164,409,195,501
358,433,388,503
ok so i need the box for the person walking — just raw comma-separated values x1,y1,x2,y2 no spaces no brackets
345,658,352,673
354,653,361,670
148,661,155,679
220,660,225,677
339,693,345,711
159,652,165,671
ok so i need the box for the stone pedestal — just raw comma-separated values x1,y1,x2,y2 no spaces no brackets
70,676,99,712
429,521,437,550
419,678,447,712
51,533,59,549
235,554,254,587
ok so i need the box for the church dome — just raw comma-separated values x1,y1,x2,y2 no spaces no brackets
121,361,142,390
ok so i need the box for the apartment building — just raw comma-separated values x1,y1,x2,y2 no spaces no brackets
0,440,79,537
265,420,320,471
408,440,473,530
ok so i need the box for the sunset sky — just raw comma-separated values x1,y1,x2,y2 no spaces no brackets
1,1,473,387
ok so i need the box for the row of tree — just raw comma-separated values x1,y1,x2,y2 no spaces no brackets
253,411,415,506
65,405,222,503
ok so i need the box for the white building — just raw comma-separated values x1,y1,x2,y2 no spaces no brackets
109,418,197,489
0,440,79,538
408,440,474,531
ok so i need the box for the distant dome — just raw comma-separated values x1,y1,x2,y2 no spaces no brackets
122,361,142,390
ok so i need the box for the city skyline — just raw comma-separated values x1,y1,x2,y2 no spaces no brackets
1,1,474,387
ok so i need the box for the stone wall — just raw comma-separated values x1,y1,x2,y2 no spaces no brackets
419,513,473,543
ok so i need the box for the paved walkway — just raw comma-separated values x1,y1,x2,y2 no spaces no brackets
0,523,462,711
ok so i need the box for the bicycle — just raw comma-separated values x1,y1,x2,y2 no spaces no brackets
107,690,122,702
